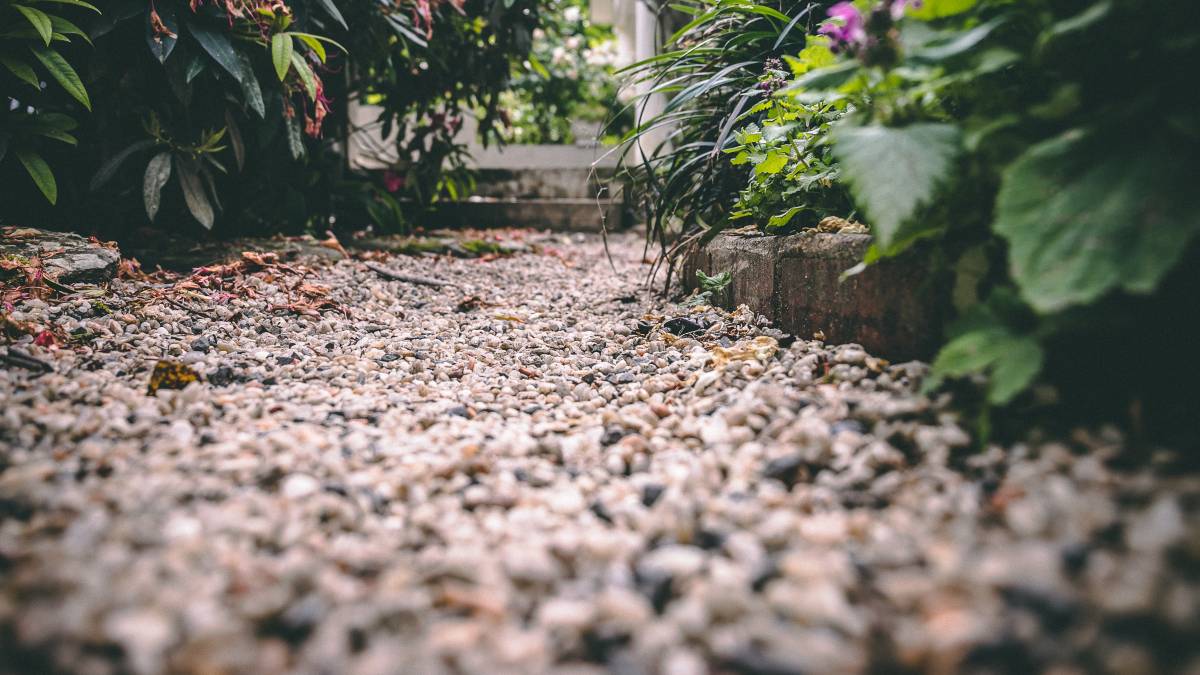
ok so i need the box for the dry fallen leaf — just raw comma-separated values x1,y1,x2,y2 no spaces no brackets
710,336,778,369
147,360,200,395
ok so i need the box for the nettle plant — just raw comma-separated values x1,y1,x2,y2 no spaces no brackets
84,0,343,229
785,0,1200,428
0,0,97,204
723,49,850,232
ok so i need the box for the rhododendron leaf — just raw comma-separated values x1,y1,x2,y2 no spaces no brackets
290,51,316,100
176,156,214,229
189,20,264,117
271,33,293,81
142,151,171,221
29,44,90,109
14,5,53,45
15,148,56,204
313,0,347,30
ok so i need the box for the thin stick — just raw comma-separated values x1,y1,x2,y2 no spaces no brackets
364,263,459,289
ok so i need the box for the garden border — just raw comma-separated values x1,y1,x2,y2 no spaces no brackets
681,231,950,360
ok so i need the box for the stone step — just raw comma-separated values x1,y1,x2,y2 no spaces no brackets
416,198,631,232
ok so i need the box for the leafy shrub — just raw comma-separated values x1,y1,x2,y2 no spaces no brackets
684,0,1199,436
614,0,835,270
499,0,628,144
344,0,540,209
2,0,541,235
0,0,97,204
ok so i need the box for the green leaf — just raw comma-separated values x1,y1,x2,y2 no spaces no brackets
754,149,788,176
270,32,293,80
994,129,1200,313
49,15,91,44
175,156,214,229
13,5,53,45
142,151,171,220
527,53,550,79
909,17,1002,62
188,20,264,117
32,128,76,144
225,109,244,171
28,0,100,13
289,50,316,99
907,0,976,20
0,54,40,88
15,147,56,204
832,123,961,248
312,0,347,30
0,134,8,163
90,139,154,191
292,33,324,62
284,113,305,160
929,328,1042,405
29,44,90,109
766,205,804,229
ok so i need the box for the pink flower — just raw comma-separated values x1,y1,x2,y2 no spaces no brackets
383,170,405,193
819,2,866,48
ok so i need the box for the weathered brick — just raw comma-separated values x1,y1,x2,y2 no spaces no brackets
683,232,949,360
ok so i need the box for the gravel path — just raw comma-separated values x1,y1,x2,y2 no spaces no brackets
2,230,1198,675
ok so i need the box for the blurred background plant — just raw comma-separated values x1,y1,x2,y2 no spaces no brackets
0,0,97,205
613,0,837,276
1,0,543,237
496,0,630,145
623,0,1200,440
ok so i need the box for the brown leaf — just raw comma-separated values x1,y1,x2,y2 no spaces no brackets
147,360,200,395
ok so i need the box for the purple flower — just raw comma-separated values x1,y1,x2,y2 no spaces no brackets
819,2,866,48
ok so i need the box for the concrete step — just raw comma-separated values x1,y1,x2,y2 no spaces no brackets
415,198,630,232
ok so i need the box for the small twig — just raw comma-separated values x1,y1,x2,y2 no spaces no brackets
1,347,53,374
364,262,458,289
162,296,218,319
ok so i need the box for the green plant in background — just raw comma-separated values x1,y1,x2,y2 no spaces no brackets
768,0,1198,435
499,0,629,145
0,0,97,203
723,46,850,232
73,0,343,230
614,0,835,279
346,0,541,212
2,0,542,236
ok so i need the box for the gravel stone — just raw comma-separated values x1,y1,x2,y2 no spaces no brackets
1,229,1196,674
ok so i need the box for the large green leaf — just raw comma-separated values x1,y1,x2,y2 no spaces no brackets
289,51,316,99
0,54,40,88
312,0,347,29
90,139,154,190
929,328,1043,405
142,151,172,220
29,0,100,12
15,147,57,204
995,129,1200,313
270,32,293,81
284,114,305,160
832,123,961,248
13,5,53,45
29,44,90,109
188,20,264,117
175,156,214,229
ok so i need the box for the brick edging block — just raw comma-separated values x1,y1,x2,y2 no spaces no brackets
682,232,949,361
